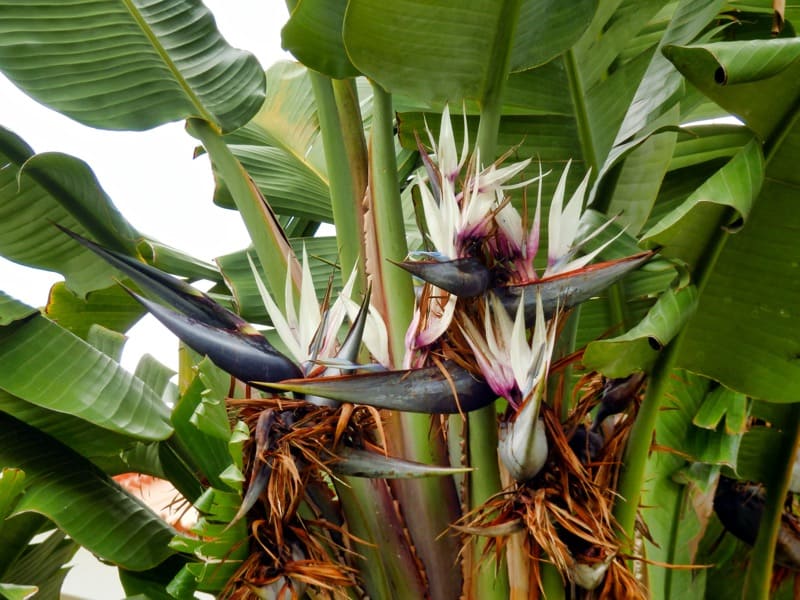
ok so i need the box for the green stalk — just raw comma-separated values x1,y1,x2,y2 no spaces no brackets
304,77,421,596
335,478,427,598
367,83,415,362
332,78,369,210
563,48,599,176
370,82,463,600
541,562,566,600
613,334,681,540
613,216,732,542
308,73,366,293
475,0,522,162
742,403,800,599
187,119,301,311
471,2,521,597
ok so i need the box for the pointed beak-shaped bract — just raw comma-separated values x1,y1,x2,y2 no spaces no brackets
393,257,491,298
495,251,654,321
58,225,303,385
333,447,471,478
129,290,302,384
266,360,495,414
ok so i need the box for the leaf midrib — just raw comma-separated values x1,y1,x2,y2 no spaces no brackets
121,0,216,126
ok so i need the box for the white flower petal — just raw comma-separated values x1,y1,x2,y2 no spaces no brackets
299,245,322,350
247,254,305,365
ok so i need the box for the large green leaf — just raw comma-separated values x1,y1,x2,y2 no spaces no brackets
666,40,800,402
0,414,175,571
583,284,698,377
0,529,78,600
45,282,144,340
343,1,596,104
169,361,235,491
0,127,138,296
282,0,359,78
0,0,265,132
0,294,36,326
0,302,172,441
641,136,763,266
662,39,800,139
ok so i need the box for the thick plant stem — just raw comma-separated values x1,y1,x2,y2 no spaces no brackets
614,218,731,543
188,119,302,311
742,403,800,599
332,78,368,205
370,82,463,600
541,562,566,600
308,73,366,294
563,48,598,177
613,337,680,540
367,83,414,364
475,0,522,162
335,478,427,598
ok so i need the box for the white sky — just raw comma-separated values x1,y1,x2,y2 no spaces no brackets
2,4,291,595
1,1,291,372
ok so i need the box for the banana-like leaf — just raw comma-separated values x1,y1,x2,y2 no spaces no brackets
0,413,175,571
0,583,37,600
0,293,36,326
693,386,749,435
642,137,763,266
219,144,333,223
605,0,725,151
0,127,138,296
267,361,495,414
170,361,236,491
332,447,471,478
170,423,247,594
282,0,359,78
0,529,78,600
0,297,172,441
0,469,26,521
343,0,595,104
0,0,264,132
583,284,698,377
0,388,153,462
667,41,800,402
663,39,800,139
45,282,143,340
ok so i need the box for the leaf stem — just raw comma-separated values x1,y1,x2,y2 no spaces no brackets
743,403,800,599
563,48,598,176
475,0,522,161
367,82,414,364
308,73,366,293
613,213,732,542
541,561,566,599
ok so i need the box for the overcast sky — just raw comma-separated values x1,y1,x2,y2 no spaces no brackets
1,1,291,372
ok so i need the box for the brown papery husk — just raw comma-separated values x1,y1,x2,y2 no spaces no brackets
221,396,383,598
